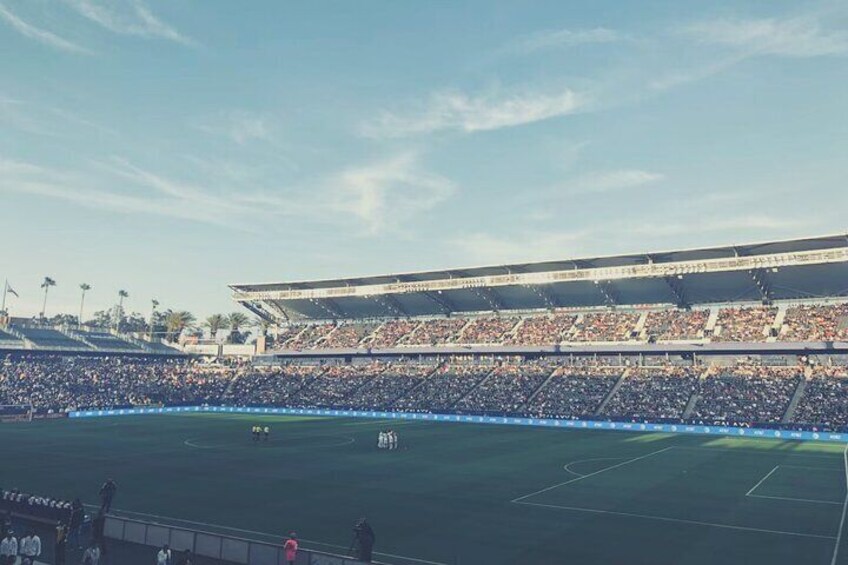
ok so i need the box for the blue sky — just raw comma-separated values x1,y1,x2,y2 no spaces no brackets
1,1,847,320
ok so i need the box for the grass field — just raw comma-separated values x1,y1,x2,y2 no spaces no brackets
3,414,848,565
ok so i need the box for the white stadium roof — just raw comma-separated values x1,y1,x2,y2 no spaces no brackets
231,233,848,323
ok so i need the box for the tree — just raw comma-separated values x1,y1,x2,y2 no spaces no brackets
40,277,56,318
226,312,250,344
164,310,196,343
79,283,91,329
204,314,226,339
114,290,129,331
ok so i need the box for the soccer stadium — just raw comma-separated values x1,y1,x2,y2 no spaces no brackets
4,2,848,565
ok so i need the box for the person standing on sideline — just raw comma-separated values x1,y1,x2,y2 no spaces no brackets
283,532,298,565
81,541,101,565
0,530,17,565
157,544,172,565
19,529,42,565
55,523,68,565
69,498,85,549
99,479,117,513
175,549,193,565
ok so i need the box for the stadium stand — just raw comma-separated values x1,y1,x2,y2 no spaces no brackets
692,364,803,425
455,360,552,414
782,303,848,341
73,331,144,352
364,319,421,348
643,309,709,341
506,313,576,345
4,355,848,430
571,312,640,342
12,326,89,350
453,316,521,345
715,306,777,342
402,318,467,346
600,366,700,420
794,365,848,431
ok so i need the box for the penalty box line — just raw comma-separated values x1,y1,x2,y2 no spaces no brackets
745,465,845,506
510,445,675,504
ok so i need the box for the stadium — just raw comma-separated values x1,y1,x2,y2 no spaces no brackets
3,234,848,565
4,2,848,565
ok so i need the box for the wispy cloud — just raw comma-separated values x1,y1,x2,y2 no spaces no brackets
330,153,455,234
63,0,195,46
0,3,91,54
507,27,627,55
361,88,585,138
453,229,592,264
684,15,848,58
194,110,271,145
567,169,664,194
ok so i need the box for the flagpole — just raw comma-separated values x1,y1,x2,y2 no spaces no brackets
1,279,7,314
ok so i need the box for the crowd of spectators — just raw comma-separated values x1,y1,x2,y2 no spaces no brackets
453,316,521,345
692,364,802,425
571,312,639,342
366,320,421,349
345,364,437,410
392,365,491,412
600,367,700,420
795,365,848,431
782,304,848,342
527,367,622,419
287,363,384,408
225,365,320,406
5,353,848,429
455,361,552,414
267,301,848,350
402,319,467,346
715,306,776,342
506,314,576,345
644,309,709,341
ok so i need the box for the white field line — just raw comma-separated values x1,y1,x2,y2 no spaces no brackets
745,465,781,497
86,505,447,565
562,457,629,478
829,443,848,565
748,494,842,506
182,436,356,450
511,445,674,503
513,500,836,541
672,446,841,461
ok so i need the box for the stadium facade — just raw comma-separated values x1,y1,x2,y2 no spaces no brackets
231,233,848,357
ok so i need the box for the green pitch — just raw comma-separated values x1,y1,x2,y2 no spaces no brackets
2,414,847,565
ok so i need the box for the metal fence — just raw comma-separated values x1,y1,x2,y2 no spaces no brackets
103,514,371,565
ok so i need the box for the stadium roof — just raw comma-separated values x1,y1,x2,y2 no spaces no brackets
231,233,848,323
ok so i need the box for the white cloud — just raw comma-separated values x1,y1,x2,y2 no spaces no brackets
568,169,665,194
194,111,271,145
362,88,585,138
684,16,848,58
0,3,90,54
509,27,626,54
331,153,455,234
63,0,195,46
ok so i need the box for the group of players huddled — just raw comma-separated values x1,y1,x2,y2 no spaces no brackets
377,430,398,450
251,425,270,442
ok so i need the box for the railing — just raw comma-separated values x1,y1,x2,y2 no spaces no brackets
104,514,371,565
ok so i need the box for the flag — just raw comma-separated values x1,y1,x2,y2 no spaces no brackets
5,282,18,298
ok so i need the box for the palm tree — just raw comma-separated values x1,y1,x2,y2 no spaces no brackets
149,299,160,341
114,290,129,331
40,277,56,319
204,314,226,339
225,312,249,343
78,283,91,328
165,310,196,343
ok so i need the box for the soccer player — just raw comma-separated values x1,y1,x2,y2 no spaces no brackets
389,430,398,450
19,529,41,565
0,530,17,565
263,425,270,441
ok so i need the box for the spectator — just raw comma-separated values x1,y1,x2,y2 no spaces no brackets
0,530,17,565
19,529,41,565
81,541,101,565
69,498,84,550
98,480,117,514
55,523,68,565
175,549,193,565
157,544,171,565
284,533,298,565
